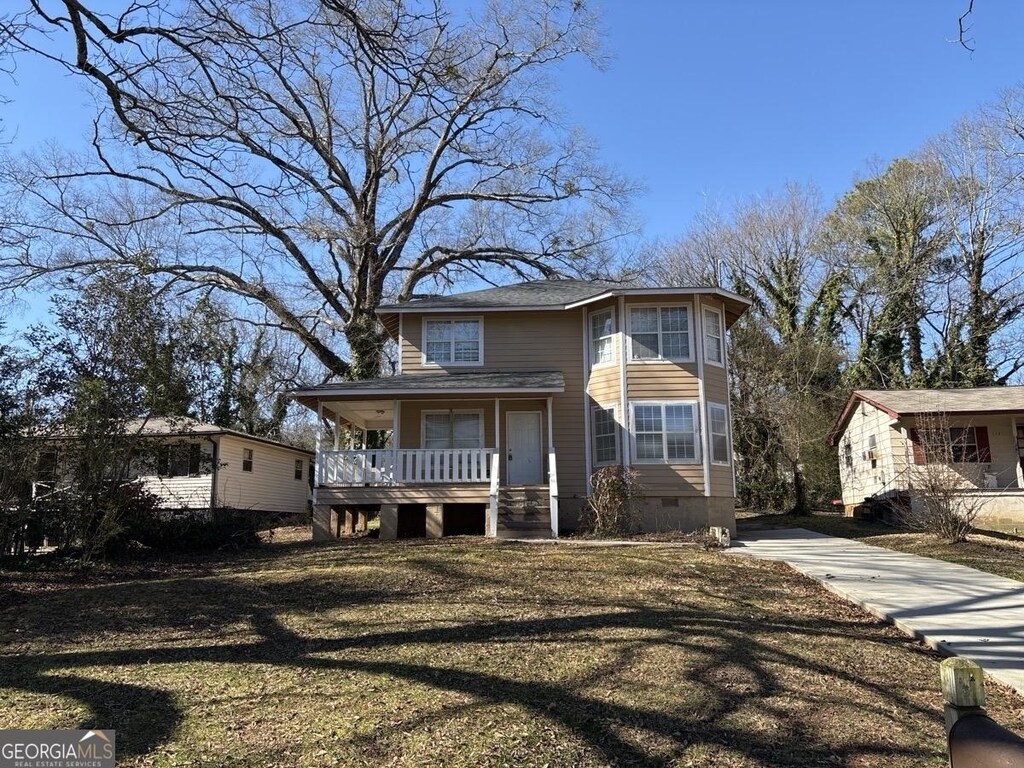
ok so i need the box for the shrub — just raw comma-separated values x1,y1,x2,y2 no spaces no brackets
132,507,264,552
580,465,645,537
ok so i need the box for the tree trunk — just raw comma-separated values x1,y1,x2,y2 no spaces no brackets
345,309,387,382
787,461,810,516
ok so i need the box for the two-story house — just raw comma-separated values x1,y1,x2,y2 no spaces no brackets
292,279,750,540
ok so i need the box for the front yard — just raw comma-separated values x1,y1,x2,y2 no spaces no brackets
2,535,1022,767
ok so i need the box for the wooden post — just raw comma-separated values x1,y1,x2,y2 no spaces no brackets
941,657,986,733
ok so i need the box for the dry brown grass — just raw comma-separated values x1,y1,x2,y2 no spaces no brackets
2,536,1022,767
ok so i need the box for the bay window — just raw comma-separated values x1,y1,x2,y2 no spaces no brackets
708,403,729,464
629,306,691,361
590,309,615,366
591,406,619,465
703,307,724,365
631,402,699,463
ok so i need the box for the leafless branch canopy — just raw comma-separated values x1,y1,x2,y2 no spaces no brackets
0,0,636,377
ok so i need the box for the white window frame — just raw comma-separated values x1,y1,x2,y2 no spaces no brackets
702,306,725,367
588,308,616,368
629,400,701,464
420,409,485,449
626,304,694,363
242,448,254,473
591,405,620,466
421,317,484,367
708,402,730,466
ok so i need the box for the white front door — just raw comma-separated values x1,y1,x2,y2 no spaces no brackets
507,411,543,485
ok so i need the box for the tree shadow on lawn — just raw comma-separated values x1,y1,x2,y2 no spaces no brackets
0,549,948,766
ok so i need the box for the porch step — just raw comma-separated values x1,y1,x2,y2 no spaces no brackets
496,484,552,537
496,521,553,539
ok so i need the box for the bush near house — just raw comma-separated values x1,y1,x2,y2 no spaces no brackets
579,465,646,537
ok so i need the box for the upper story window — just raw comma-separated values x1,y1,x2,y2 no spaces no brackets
589,309,615,366
423,410,483,449
242,448,254,472
423,318,482,366
631,401,699,463
629,306,691,361
294,459,304,480
703,307,724,365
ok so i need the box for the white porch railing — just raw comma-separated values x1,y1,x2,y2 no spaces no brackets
318,449,496,486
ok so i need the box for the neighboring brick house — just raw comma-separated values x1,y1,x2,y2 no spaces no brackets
828,387,1024,531
293,279,750,540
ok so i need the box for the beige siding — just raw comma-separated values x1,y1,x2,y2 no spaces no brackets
631,463,705,495
587,365,619,406
138,474,213,509
386,292,740,514
708,464,734,496
216,435,312,515
837,402,901,505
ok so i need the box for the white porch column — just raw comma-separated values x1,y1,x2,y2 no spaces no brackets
392,399,400,448
546,396,555,452
314,401,323,495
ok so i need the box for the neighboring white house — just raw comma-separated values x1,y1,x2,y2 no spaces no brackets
828,388,1024,531
36,418,314,517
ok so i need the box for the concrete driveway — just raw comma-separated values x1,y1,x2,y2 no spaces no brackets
732,528,1024,695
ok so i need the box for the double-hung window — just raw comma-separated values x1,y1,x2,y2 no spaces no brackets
423,318,482,365
632,402,699,463
703,307,724,365
591,406,619,465
422,410,483,449
589,309,615,366
629,306,691,361
708,403,730,465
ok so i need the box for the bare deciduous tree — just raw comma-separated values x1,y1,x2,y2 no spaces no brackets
1,0,636,378
901,412,984,543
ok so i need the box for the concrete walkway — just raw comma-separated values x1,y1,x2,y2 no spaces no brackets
732,528,1024,695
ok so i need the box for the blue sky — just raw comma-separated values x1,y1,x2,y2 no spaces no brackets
556,0,1024,240
2,0,1022,316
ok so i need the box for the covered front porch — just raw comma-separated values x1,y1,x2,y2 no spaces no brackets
292,372,565,539
900,412,1024,531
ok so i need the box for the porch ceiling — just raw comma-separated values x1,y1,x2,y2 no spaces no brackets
290,370,565,414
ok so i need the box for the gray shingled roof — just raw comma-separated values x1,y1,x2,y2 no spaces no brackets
377,279,614,312
857,387,1024,415
828,385,1024,445
45,417,313,454
291,371,565,399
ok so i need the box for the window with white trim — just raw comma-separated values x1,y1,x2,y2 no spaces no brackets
708,403,729,465
422,410,483,449
589,309,615,366
423,318,482,365
631,402,699,463
629,306,691,361
703,307,724,365
242,448,254,472
591,406,619,465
